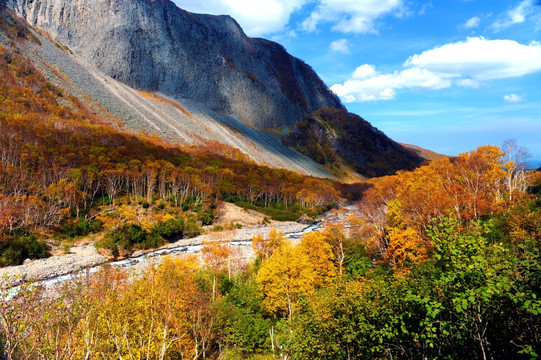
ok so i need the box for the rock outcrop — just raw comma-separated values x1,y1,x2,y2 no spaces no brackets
6,0,343,128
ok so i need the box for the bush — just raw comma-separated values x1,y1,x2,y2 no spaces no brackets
152,218,184,240
198,205,215,226
184,215,201,238
156,200,166,210
0,230,50,267
234,201,300,221
95,215,199,256
62,217,103,238
96,224,156,255
213,225,224,232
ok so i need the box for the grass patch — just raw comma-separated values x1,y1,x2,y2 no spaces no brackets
234,201,300,222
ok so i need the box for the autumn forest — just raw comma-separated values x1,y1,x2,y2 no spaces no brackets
0,6,540,360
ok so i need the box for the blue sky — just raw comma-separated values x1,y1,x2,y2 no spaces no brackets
172,0,541,168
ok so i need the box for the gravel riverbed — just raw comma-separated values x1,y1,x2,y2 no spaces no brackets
0,222,309,288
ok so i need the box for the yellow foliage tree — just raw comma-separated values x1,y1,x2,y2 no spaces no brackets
73,257,205,359
384,227,430,272
256,243,315,322
300,231,336,286
252,228,286,260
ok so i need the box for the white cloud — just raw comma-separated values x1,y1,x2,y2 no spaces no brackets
456,79,480,88
504,94,525,103
172,0,309,36
352,64,378,79
418,2,433,16
462,16,480,29
491,0,533,30
329,38,350,53
405,37,541,80
331,65,453,102
301,0,404,33
332,37,541,103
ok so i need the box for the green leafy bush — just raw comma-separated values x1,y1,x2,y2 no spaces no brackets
62,217,103,238
0,230,50,267
183,215,201,238
152,218,184,240
96,215,199,256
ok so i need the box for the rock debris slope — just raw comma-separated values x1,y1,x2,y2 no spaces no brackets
11,20,331,177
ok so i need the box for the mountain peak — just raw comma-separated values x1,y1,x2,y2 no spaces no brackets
7,0,343,128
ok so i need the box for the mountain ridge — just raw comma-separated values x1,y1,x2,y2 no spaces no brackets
5,0,343,128
3,0,424,178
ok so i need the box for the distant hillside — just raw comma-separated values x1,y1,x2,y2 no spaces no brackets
400,143,451,162
5,0,342,129
284,108,423,178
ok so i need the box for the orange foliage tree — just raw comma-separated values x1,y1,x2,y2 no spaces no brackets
357,145,533,269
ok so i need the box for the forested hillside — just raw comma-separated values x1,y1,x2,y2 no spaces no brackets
0,10,348,265
284,107,423,178
1,145,539,359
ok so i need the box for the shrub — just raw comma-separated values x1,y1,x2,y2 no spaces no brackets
62,217,103,238
198,205,215,226
0,230,50,267
156,200,166,210
95,215,199,256
152,218,184,241
184,215,201,238
96,224,153,255
213,225,224,232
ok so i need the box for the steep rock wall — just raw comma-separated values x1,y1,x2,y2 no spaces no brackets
6,0,343,128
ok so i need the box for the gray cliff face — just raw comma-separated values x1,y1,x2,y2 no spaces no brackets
6,0,343,128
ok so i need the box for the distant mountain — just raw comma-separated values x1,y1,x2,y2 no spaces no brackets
284,108,422,178
3,0,424,178
400,143,451,162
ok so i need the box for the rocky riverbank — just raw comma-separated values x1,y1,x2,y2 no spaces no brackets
0,221,309,288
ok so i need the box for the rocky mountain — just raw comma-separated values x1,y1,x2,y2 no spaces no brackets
5,0,342,129
2,0,423,178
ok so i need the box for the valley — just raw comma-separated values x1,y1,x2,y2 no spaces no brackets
0,1,539,359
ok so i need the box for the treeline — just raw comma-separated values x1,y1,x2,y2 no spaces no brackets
2,146,539,359
0,21,347,264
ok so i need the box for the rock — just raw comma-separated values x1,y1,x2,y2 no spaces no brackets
97,247,115,260
297,214,315,225
23,258,33,265
117,246,132,260
6,0,343,129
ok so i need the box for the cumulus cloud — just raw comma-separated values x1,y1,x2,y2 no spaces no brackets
405,37,541,80
172,0,309,36
173,0,408,36
332,37,541,103
329,39,350,53
504,94,525,103
331,65,453,102
491,0,533,30
301,0,404,33
461,16,480,29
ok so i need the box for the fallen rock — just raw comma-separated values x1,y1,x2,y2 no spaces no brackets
97,247,115,260
297,214,315,225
